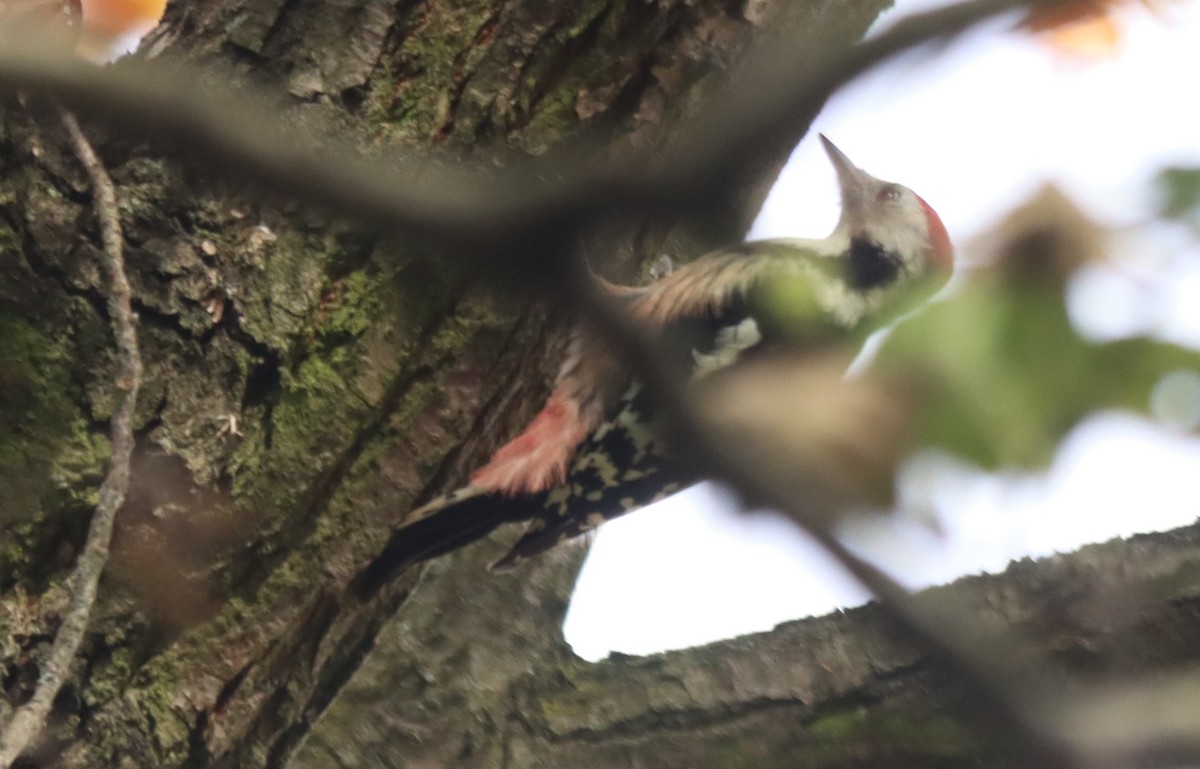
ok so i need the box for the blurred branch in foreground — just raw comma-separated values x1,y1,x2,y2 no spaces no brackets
0,0,1073,283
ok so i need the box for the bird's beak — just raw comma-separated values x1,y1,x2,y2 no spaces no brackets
820,134,873,222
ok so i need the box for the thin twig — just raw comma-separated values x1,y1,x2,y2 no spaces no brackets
0,108,141,769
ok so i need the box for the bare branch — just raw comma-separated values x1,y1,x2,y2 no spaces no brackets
0,108,141,769
0,0,1061,263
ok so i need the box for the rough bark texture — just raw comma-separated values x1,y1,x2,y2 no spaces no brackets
0,0,890,766
298,521,1200,769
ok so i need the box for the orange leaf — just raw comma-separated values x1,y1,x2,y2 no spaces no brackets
1047,13,1122,56
1020,0,1136,58
80,0,165,37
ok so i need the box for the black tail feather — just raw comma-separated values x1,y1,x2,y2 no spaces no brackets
350,492,538,600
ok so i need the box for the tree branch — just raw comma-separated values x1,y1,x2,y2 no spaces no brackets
0,107,141,769
0,0,1061,261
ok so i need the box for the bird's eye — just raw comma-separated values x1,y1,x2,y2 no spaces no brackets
878,184,902,203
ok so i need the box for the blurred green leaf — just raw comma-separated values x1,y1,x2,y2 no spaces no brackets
1157,167,1200,224
877,276,1200,469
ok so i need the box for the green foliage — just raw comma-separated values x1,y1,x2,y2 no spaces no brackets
1157,166,1200,229
752,267,832,339
879,273,1200,469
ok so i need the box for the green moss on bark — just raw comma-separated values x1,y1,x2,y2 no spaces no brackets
0,311,108,585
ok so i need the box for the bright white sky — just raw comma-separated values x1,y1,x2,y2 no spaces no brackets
564,0,1200,662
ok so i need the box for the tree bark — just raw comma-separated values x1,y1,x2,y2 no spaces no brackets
296,520,1200,769
0,0,889,766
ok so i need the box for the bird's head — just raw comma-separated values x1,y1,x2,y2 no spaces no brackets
821,135,953,290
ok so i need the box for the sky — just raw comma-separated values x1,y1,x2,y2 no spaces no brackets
564,0,1200,661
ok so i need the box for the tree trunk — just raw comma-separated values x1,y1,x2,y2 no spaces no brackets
296,520,1200,769
0,0,889,766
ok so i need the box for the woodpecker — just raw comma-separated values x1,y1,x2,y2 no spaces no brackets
352,136,953,598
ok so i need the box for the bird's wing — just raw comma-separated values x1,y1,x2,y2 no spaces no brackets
468,240,829,493
630,239,830,323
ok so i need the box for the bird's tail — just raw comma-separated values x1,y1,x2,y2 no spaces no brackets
349,488,536,600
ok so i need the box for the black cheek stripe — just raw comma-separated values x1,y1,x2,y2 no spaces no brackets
846,237,902,290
